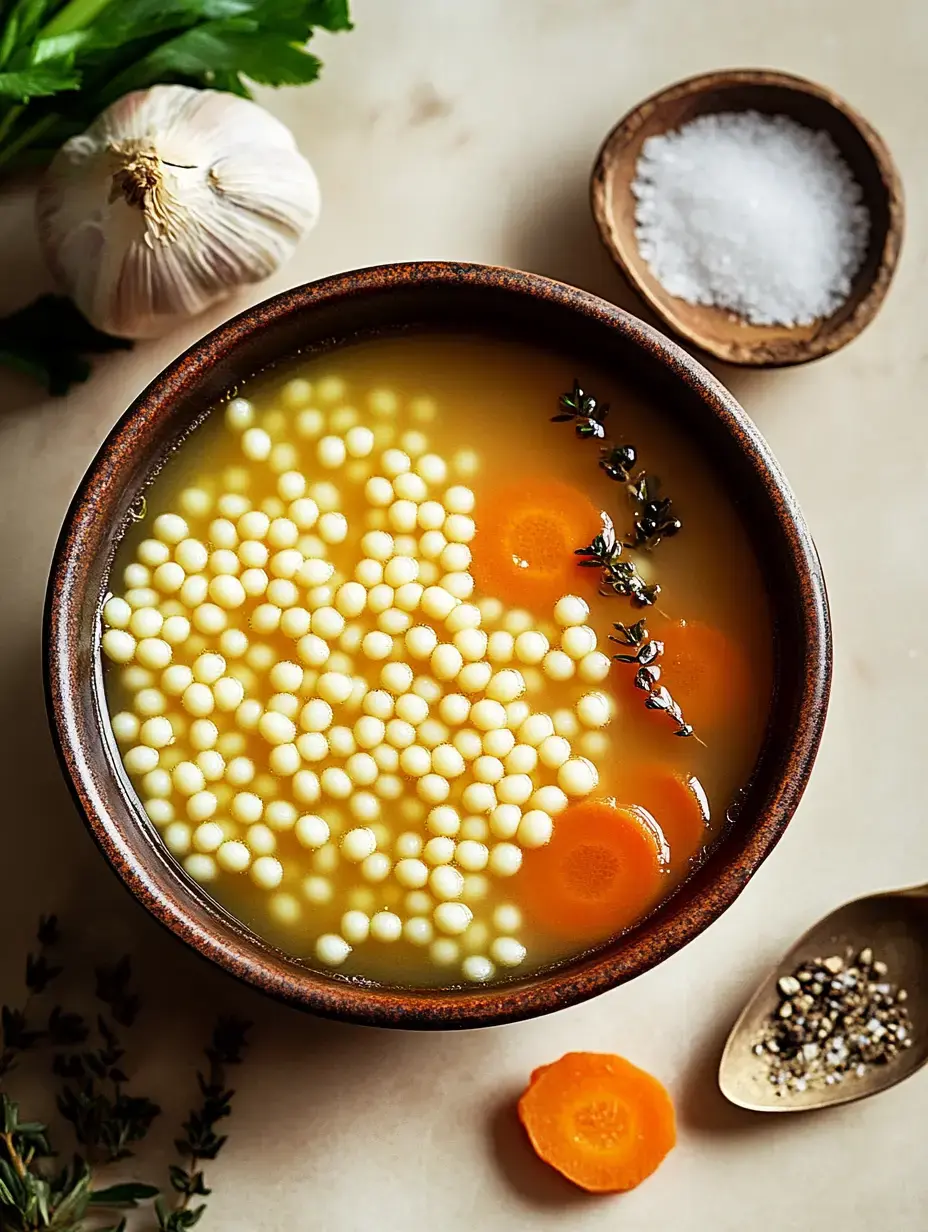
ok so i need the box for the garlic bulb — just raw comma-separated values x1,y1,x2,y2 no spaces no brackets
37,85,320,339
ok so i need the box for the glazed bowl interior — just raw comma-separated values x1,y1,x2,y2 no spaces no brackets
45,262,831,1029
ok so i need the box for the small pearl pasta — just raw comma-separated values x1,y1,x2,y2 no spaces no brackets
557,757,599,797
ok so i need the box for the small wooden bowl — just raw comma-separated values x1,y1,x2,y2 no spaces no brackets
591,69,904,367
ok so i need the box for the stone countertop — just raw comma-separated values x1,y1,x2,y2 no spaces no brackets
0,1,925,1228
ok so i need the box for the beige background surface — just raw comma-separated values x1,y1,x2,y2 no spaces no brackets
1,1,926,1228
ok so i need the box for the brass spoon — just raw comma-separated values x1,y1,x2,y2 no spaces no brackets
719,886,928,1112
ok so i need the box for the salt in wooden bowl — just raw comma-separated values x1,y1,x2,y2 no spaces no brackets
590,69,904,367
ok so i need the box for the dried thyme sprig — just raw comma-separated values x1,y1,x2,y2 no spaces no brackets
54,957,160,1165
0,918,250,1232
550,379,610,439
626,473,682,551
574,517,660,607
611,620,694,739
1,916,64,1081
158,1017,250,1232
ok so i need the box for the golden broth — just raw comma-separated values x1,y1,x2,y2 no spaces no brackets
102,334,772,987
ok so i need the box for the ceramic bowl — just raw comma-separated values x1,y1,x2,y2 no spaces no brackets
45,262,831,1028
591,69,904,366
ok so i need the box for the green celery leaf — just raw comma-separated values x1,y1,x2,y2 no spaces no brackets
72,0,256,51
0,63,80,97
0,294,132,395
105,18,323,96
30,30,88,62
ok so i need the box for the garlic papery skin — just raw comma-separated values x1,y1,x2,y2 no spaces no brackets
37,85,320,339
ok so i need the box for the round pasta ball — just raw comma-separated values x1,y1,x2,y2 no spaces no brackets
485,669,524,703
295,814,330,849
578,650,612,683
362,630,393,661
258,710,296,746
497,774,533,806
538,735,572,770
517,809,554,848
444,485,475,514
417,773,450,804
557,757,599,797
469,699,506,732
429,864,464,901
317,672,353,704
577,691,611,728
316,435,346,469
482,727,515,759
543,649,575,682
427,806,460,838
458,662,493,694
405,625,438,660
419,530,447,561
335,582,366,618
369,910,402,942
433,902,472,936
455,839,489,871
519,713,554,746
554,594,590,627
461,782,496,814
341,827,377,862
153,513,188,545
399,745,431,778
489,803,521,839
462,955,495,983
442,572,473,600
102,635,137,665
488,842,522,877
381,661,414,694
561,624,597,659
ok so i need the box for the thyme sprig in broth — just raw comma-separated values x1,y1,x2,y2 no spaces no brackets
575,516,660,607
552,379,694,737
627,473,682,551
611,621,694,739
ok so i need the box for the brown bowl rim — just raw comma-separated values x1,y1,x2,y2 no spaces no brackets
590,67,905,367
44,260,831,1028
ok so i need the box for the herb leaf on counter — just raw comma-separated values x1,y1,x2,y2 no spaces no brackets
0,0,353,173
0,295,131,396
0,916,251,1232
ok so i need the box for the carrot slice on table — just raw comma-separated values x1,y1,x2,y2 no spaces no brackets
622,618,750,731
521,801,669,940
471,478,603,611
518,1051,676,1193
614,765,710,866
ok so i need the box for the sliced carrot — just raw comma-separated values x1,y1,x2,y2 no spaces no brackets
471,478,603,611
518,1051,676,1193
620,618,750,731
614,765,710,866
521,801,669,940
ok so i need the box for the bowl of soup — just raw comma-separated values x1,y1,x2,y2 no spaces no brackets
45,262,830,1027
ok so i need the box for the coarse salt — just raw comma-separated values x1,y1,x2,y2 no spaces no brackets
632,110,870,326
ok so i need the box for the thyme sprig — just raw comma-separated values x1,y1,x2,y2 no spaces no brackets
610,621,694,739
626,473,682,551
551,379,610,439
552,378,694,737
159,1018,250,1232
0,918,250,1232
574,517,660,607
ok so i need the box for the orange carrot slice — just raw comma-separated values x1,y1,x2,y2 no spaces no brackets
471,478,603,611
518,1051,676,1193
521,801,668,939
614,765,710,866
620,618,750,731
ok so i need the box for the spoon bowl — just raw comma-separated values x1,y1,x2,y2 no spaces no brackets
590,69,904,367
720,885,928,1112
